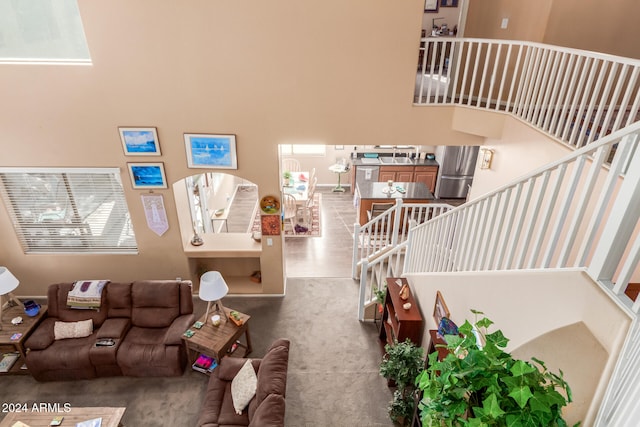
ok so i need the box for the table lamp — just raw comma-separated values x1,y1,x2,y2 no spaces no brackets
199,271,229,325
0,267,24,330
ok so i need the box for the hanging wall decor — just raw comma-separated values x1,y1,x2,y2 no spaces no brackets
141,193,169,236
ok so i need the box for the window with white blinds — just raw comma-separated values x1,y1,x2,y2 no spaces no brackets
0,168,137,254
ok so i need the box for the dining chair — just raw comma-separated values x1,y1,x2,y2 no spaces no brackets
297,176,317,224
367,202,394,221
282,158,301,173
282,193,298,234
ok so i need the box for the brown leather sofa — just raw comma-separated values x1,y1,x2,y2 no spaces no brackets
25,280,194,382
197,338,290,427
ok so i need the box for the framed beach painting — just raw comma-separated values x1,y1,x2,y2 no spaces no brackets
184,133,238,169
119,127,161,156
127,162,168,189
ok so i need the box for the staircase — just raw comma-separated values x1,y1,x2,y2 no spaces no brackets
355,38,640,426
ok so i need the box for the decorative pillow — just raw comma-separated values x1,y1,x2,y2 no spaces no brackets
54,319,93,340
231,359,258,415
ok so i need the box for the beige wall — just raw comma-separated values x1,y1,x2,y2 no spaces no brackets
1,0,469,296
465,0,640,60
544,0,640,59
405,269,632,425
469,116,572,200
465,0,552,42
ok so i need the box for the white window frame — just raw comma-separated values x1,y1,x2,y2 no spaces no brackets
280,144,326,156
0,0,91,64
0,168,137,254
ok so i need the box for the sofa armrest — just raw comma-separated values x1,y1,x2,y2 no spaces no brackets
163,314,195,345
218,357,261,381
24,318,57,351
95,318,131,339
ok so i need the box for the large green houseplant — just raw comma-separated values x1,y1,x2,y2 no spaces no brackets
380,339,425,425
417,310,579,427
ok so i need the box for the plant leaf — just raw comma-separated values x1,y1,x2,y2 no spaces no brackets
511,360,537,377
508,385,534,408
482,393,506,419
485,330,509,348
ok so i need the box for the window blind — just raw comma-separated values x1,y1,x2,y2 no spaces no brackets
0,168,138,254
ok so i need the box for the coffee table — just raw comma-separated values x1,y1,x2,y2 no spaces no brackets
182,308,252,370
0,406,125,427
0,304,48,375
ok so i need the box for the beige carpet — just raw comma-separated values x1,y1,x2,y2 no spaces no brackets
0,278,393,427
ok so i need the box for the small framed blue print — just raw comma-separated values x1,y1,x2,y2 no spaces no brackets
127,162,167,189
184,133,238,169
119,127,161,156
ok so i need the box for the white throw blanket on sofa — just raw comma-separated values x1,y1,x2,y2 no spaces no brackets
67,280,109,309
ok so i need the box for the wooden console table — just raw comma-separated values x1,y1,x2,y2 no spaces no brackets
0,406,125,427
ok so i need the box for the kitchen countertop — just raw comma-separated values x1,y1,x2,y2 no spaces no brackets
357,181,435,200
351,157,439,167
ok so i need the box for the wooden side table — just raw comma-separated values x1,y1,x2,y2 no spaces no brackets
0,304,48,375
182,308,252,370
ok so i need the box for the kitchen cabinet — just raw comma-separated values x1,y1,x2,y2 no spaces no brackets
413,166,438,192
380,166,414,183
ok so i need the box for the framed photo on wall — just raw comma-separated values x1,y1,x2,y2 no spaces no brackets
425,0,439,12
184,133,238,169
119,127,161,156
127,162,168,189
433,290,450,325
440,0,458,7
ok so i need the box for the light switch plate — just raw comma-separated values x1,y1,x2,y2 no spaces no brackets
501,18,509,29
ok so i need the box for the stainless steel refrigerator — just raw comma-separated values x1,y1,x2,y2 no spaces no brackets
435,146,480,199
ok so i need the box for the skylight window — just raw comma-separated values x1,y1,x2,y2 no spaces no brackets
0,0,91,63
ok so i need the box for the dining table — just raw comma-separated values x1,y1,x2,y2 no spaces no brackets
282,171,310,203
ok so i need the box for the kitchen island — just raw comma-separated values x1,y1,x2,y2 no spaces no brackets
356,181,435,225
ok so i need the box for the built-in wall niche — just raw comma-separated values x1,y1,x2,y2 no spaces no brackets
181,173,258,235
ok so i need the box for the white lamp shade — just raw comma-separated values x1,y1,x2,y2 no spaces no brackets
199,271,229,302
0,267,19,295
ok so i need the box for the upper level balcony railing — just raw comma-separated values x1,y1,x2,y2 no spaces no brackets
416,38,640,151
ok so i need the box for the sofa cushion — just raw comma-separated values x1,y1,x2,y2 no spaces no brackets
131,281,180,328
218,357,261,381
248,394,286,427
54,319,93,340
231,360,258,415
26,333,97,379
256,340,289,402
48,283,108,327
105,282,132,318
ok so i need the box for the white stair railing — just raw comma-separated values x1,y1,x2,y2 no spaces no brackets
405,122,640,302
416,38,640,150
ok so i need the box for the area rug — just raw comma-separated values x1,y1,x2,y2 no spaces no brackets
251,193,322,237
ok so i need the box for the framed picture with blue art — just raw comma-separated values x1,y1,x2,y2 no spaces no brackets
119,127,161,156
127,162,167,189
184,133,238,170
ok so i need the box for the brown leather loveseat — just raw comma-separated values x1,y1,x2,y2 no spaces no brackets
25,280,194,382
197,338,290,427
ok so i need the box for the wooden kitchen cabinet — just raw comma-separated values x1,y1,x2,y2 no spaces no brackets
379,166,413,183
414,166,438,192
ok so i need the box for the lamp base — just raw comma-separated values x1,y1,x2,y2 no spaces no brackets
204,300,228,325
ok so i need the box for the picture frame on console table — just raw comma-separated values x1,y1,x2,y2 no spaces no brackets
433,290,450,325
